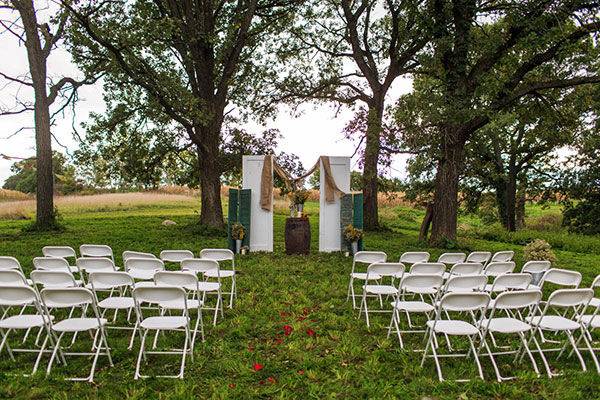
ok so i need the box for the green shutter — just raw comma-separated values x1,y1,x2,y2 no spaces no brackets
340,194,353,252
227,188,239,251
353,193,364,251
238,189,251,247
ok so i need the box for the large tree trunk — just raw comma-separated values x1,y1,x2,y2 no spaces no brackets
418,202,434,242
494,179,508,227
429,129,466,245
362,100,384,230
17,0,55,228
504,168,517,231
196,124,225,229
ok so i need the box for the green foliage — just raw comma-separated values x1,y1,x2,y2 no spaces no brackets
3,152,83,195
476,193,499,225
523,239,557,263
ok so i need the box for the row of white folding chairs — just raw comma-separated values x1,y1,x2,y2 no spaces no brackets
0,281,206,381
396,250,515,266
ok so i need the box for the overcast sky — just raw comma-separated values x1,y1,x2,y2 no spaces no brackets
0,15,413,187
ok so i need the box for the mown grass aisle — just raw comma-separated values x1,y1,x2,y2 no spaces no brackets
0,199,599,398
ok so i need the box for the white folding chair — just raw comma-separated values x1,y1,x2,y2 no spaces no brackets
33,256,79,275
0,286,55,375
0,270,29,287
399,252,430,265
577,277,600,341
181,258,223,325
483,261,516,277
442,263,483,280
437,253,466,265
490,251,514,263
154,271,205,346
88,271,137,349
125,258,164,284
478,290,544,381
132,286,192,379
388,274,444,348
200,249,237,308
80,244,114,262
587,275,600,313
347,251,387,309
536,268,582,291
358,263,404,327
421,292,490,382
466,252,491,265
526,288,599,376
42,246,76,263
522,260,551,285
160,250,194,264
0,256,25,275
40,287,112,382
408,262,446,276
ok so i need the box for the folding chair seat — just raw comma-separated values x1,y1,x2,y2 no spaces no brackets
160,250,194,265
40,287,112,382
80,244,115,262
181,258,223,325
388,274,443,348
33,256,79,275
490,251,514,263
358,263,404,327
132,286,193,379
399,252,430,265
0,286,55,375
437,253,466,265
347,251,387,309
200,249,237,308
483,262,516,278
442,263,483,280
421,292,490,382
466,252,491,265
154,271,205,345
525,288,599,376
485,273,531,295
125,258,164,282
478,290,544,381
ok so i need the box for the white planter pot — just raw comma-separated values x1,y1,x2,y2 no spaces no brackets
235,239,242,254
351,241,358,254
296,204,304,213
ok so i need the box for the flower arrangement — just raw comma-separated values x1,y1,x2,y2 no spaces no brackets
344,224,363,243
231,223,246,241
289,189,310,205
523,239,557,263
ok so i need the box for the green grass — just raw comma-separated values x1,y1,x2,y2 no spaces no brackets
0,199,599,399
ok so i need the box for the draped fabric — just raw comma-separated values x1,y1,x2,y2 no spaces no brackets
259,155,345,211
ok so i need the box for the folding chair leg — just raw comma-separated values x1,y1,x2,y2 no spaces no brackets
430,334,444,382
32,334,49,375
580,328,600,373
518,332,540,377
178,329,189,379
128,321,139,350
228,277,236,308
531,333,552,378
567,331,587,371
46,332,65,377
469,336,485,380
0,329,15,361
134,330,148,380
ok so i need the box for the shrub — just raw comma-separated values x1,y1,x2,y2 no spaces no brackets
523,239,557,263
562,197,600,235
476,193,498,225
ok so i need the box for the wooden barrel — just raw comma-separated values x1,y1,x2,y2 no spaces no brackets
285,217,311,255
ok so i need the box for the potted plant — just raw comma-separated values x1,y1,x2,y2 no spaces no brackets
344,224,363,255
231,223,246,254
289,189,310,216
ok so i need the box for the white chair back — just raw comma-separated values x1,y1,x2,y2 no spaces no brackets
181,258,219,274
154,271,198,291
31,270,77,288
448,262,483,276
352,251,387,265
123,251,156,261
89,271,134,290
199,248,234,262
160,250,194,263
133,287,188,315
366,263,404,280
438,292,490,312
484,261,515,276
492,290,541,311
522,260,551,274
410,262,445,276
0,270,29,286
40,287,95,308
489,273,531,291
33,256,71,272
466,252,491,264
490,251,514,263
399,252,429,264
0,256,23,271
125,258,165,272
591,275,600,288
400,274,443,294
437,253,466,264
540,268,581,288
77,257,116,273
545,288,593,309
80,244,114,260
444,275,487,293
0,285,40,307
42,246,76,259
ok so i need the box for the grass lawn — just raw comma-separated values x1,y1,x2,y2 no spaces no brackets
0,195,599,399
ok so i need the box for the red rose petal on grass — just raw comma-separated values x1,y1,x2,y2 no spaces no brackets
297,369,304,375
306,328,316,337
228,383,236,389
283,324,293,336
267,376,276,384
274,337,284,345
252,362,264,372
259,380,265,385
